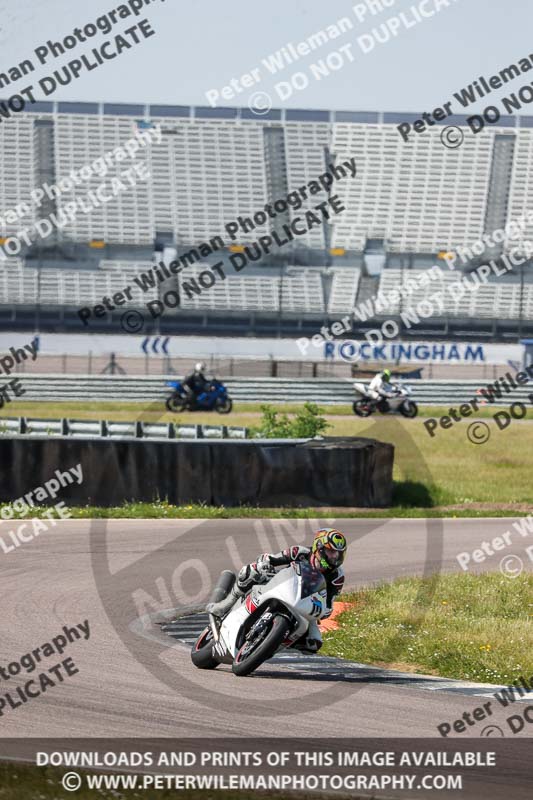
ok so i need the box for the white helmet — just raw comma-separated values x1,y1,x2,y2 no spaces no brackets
195,362,206,372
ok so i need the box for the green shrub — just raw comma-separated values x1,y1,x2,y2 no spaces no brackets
291,402,331,438
251,403,330,439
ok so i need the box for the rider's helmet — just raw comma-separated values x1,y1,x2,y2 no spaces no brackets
382,368,391,380
195,361,206,372
310,528,347,572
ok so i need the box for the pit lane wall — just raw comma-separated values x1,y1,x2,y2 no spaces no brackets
0,436,394,508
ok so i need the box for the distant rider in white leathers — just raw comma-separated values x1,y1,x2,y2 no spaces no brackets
367,368,395,402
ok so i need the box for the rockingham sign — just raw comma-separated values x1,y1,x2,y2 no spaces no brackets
0,332,524,367
322,340,523,366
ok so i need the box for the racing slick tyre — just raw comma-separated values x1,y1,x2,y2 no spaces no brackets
215,397,233,414
232,613,291,677
352,399,373,417
165,394,187,413
400,400,418,418
191,626,219,669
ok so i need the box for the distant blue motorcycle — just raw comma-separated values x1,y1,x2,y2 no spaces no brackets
165,379,233,414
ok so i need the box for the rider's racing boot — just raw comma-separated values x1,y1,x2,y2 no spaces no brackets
292,636,322,654
206,585,244,619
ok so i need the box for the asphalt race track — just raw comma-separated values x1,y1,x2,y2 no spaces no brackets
1,518,532,740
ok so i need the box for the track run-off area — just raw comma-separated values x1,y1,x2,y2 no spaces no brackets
1,518,532,739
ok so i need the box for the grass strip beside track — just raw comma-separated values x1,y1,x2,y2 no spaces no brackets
2,400,533,419
0,503,529,519
321,572,533,684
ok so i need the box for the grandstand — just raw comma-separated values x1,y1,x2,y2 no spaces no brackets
0,101,532,337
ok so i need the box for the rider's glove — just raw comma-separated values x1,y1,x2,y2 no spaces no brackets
256,557,273,577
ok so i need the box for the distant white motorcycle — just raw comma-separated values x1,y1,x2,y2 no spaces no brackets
352,381,418,418
191,563,328,676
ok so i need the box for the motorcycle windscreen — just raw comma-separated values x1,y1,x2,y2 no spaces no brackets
293,561,327,598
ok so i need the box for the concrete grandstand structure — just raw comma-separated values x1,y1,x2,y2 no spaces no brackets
0,101,532,337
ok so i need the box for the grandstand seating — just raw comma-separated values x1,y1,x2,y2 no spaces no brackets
0,103,530,254
1,259,531,319
0,103,532,327
0,260,36,304
377,269,533,320
0,117,36,237
179,266,326,314
99,260,151,271
329,123,492,253
327,268,361,314
0,263,158,306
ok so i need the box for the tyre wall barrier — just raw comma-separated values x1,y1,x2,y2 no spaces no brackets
0,436,394,508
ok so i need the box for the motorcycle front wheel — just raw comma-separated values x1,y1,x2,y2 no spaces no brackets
400,400,418,418
166,394,187,413
215,397,233,414
191,625,219,669
232,614,290,677
353,400,373,417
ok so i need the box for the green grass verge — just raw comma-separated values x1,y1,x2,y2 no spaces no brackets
2,399,533,420
322,572,533,684
0,501,527,519
1,401,532,516
0,762,349,800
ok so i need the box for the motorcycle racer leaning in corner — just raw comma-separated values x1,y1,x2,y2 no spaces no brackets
207,528,347,654
367,367,395,402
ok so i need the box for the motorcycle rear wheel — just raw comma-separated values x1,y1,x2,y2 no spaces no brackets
232,614,290,677
400,401,418,418
191,625,219,669
353,400,373,417
166,394,187,413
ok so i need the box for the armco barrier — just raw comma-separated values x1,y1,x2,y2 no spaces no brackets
0,436,394,507
0,417,248,440
4,374,533,406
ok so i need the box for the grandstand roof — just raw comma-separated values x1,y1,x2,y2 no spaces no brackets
5,100,533,128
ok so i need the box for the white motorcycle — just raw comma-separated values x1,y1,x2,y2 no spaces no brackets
352,381,418,418
191,563,328,677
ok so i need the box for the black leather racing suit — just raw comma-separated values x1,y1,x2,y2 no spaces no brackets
183,370,208,405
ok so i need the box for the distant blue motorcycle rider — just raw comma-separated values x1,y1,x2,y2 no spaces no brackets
183,362,208,407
